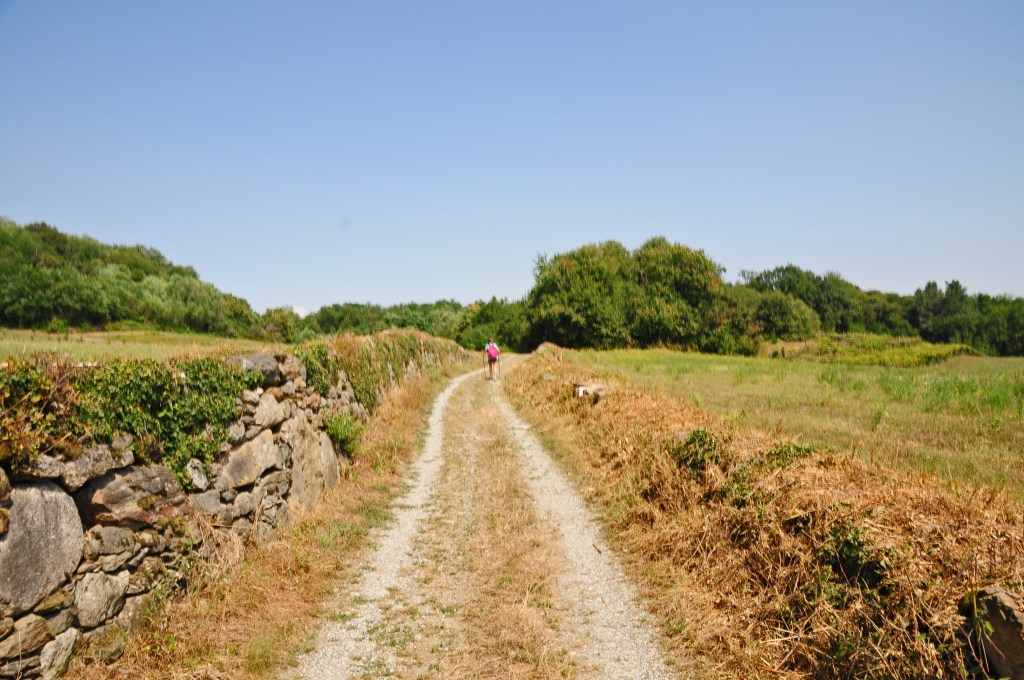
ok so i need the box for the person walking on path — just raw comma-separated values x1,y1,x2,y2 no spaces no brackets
484,338,500,380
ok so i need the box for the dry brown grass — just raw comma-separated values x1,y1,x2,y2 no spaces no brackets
505,346,1024,679
365,374,577,679
446,379,575,679
69,364,462,679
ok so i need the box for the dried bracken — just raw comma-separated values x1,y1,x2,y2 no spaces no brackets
506,345,1024,678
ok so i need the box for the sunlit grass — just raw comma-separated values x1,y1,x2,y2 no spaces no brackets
570,348,1024,497
762,332,974,366
0,328,275,361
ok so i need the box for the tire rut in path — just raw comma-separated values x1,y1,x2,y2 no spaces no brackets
494,389,672,680
287,368,674,679
286,370,475,678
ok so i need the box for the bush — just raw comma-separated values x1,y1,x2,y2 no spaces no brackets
755,291,821,341
523,237,748,352
324,412,362,456
668,428,730,480
295,342,338,396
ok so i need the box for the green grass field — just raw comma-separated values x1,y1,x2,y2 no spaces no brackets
0,328,275,361
570,347,1024,497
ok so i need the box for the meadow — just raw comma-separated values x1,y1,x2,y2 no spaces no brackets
0,328,274,361
570,345,1024,497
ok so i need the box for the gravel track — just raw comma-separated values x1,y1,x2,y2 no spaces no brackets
494,390,671,680
288,370,476,678
287,366,674,678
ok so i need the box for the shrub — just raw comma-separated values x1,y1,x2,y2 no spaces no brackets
295,342,338,396
324,412,362,456
755,290,821,341
668,428,729,480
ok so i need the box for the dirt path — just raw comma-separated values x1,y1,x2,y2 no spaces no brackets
287,365,673,679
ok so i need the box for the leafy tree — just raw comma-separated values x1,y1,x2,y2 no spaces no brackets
755,290,821,340
0,218,262,337
452,297,528,351
743,266,866,332
523,238,751,352
526,242,634,349
863,291,914,336
307,303,386,336
259,307,303,343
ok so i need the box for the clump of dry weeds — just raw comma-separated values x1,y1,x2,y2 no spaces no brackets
506,346,1024,678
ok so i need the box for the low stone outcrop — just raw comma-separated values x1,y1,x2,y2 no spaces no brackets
75,572,129,629
60,441,134,492
0,483,83,616
75,464,185,528
221,430,280,489
0,614,50,660
226,353,283,388
253,392,286,429
39,628,78,680
978,586,1024,679
284,410,343,514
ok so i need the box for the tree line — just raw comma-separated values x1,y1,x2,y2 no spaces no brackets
0,220,261,336
457,237,1024,356
2,219,1021,355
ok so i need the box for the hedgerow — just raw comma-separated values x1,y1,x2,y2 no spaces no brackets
330,330,463,413
2,330,471,487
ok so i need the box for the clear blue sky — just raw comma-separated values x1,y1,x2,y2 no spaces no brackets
1,1,1022,314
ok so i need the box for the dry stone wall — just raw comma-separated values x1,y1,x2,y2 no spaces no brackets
0,344,458,679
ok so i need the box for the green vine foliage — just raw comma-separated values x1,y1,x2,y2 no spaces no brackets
294,342,338,397
333,330,471,413
76,357,261,486
2,331,471,487
324,412,362,456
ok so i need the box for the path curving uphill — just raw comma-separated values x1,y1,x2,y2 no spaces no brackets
288,363,674,679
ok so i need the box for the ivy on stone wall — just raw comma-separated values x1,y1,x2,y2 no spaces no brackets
0,355,261,485
76,358,262,485
2,330,471,485
294,342,338,397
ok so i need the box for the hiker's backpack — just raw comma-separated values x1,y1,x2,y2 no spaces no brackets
487,343,499,359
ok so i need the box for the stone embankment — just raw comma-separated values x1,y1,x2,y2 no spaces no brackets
0,342,463,679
